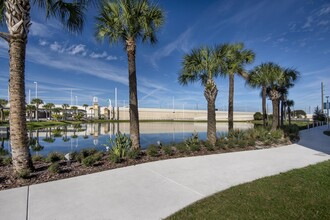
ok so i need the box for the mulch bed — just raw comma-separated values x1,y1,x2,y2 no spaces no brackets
0,143,290,191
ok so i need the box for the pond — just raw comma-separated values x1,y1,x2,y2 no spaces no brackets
1,122,253,156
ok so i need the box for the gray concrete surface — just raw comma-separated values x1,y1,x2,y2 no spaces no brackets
0,125,329,220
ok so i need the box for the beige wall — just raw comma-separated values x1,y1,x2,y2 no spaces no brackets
102,108,255,121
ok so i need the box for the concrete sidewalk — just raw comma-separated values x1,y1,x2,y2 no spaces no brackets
0,126,329,220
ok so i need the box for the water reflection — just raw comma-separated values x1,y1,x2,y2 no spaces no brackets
4,122,253,156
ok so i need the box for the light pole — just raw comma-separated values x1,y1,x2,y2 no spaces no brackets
34,82,38,99
326,96,329,129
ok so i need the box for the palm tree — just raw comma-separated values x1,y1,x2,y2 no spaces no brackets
248,63,275,127
0,0,90,173
52,107,62,121
71,106,78,118
26,104,36,121
0,99,8,122
62,104,70,120
266,66,299,130
286,99,294,125
222,43,255,131
31,98,44,121
43,103,55,120
179,45,225,146
83,104,88,118
95,0,165,149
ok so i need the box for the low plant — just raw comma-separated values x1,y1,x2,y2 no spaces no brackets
0,148,9,156
175,143,188,153
204,141,214,151
189,144,201,152
146,145,159,157
17,169,31,179
82,155,99,167
0,156,11,166
48,162,60,173
162,145,174,156
106,132,132,163
127,148,141,159
253,112,263,120
32,154,44,162
46,152,64,163
215,138,227,149
185,132,200,147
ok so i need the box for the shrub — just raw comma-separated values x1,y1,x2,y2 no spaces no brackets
82,155,98,167
46,152,64,163
254,112,263,120
146,145,159,157
227,139,236,148
105,133,132,162
215,138,227,149
32,154,44,162
175,143,188,153
17,169,31,179
162,145,174,156
204,141,214,151
127,148,141,159
248,139,256,147
270,129,284,140
109,153,121,163
238,140,248,148
185,132,200,147
189,144,201,152
0,148,9,156
48,162,60,173
0,156,11,166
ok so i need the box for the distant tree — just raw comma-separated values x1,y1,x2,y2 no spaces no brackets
292,110,306,118
71,106,78,117
0,99,8,122
26,104,36,121
31,98,44,121
286,100,294,125
313,106,326,121
62,104,70,120
253,112,263,121
43,103,55,120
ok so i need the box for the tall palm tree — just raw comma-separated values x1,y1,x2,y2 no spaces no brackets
43,102,55,120
222,43,255,131
26,104,36,121
31,98,43,121
266,66,299,130
0,99,8,122
286,99,294,125
179,45,225,146
248,63,275,127
83,104,88,118
0,0,90,173
95,0,164,149
71,106,78,117
62,103,70,120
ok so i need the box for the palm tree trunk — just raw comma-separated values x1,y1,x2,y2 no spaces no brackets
9,37,33,173
126,38,140,149
278,101,280,128
288,108,291,125
280,99,284,127
272,99,279,130
228,73,234,131
204,79,218,146
262,86,267,126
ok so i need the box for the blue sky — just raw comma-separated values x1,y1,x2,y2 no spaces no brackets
0,0,329,113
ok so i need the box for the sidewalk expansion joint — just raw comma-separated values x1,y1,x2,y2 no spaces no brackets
26,185,30,220
143,166,205,197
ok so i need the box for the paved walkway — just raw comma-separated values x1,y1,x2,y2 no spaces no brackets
1,126,329,220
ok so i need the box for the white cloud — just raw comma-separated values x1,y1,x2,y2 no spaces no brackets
318,5,330,16
106,55,118,61
30,21,51,37
50,41,65,53
302,16,313,29
149,28,192,68
67,44,86,55
90,51,108,59
318,20,329,26
39,39,48,46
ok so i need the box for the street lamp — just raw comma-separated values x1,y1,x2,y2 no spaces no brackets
34,82,38,99
326,96,329,129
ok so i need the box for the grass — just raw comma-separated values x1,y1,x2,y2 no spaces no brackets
167,160,330,220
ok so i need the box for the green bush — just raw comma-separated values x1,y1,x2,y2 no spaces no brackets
0,148,9,156
215,138,227,149
175,143,189,153
46,152,64,163
82,155,98,167
189,144,201,152
270,129,284,139
79,148,98,160
227,139,236,148
0,156,11,166
204,141,214,151
109,153,121,163
17,169,31,179
32,154,44,162
127,148,141,159
146,145,159,157
105,133,132,162
185,132,200,147
162,145,174,156
254,112,263,120
48,162,60,173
